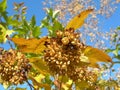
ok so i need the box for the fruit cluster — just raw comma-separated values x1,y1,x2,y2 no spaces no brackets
68,67,97,85
44,28,84,74
44,28,97,84
0,49,31,85
44,29,96,83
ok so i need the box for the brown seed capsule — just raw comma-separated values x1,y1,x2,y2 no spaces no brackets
0,49,31,85
56,31,63,37
61,37,69,45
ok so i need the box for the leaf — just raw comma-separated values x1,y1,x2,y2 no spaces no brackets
0,24,14,43
34,74,45,83
7,16,21,26
11,37,49,54
76,81,90,90
44,75,53,85
46,8,53,18
52,10,59,21
115,55,120,60
65,9,93,30
0,0,7,12
105,49,114,53
62,79,73,90
29,57,50,75
117,26,120,30
82,46,112,67
30,15,36,27
29,74,51,90
32,26,41,38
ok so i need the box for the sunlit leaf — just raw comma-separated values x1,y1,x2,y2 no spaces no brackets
65,9,93,30
34,74,45,83
11,37,49,54
0,24,14,43
29,74,51,90
3,82,10,89
83,46,112,67
62,79,73,90
52,10,59,20
29,57,50,75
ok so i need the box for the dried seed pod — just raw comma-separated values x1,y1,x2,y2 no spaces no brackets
0,49,31,85
61,37,69,45
44,29,97,85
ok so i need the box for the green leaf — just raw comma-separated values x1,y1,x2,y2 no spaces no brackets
105,49,114,53
52,10,59,19
15,28,26,34
41,17,49,27
1,11,8,22
44,75,53,85
46,8,53,18
112,49,118,56
115,55,120,60
23,20,29,30
7,16,21,26
117,26,120,30
30,15,36,27
32,26,41,38
0,0,7,12
51,20,63,36
52,10,59,22
53,20,63,30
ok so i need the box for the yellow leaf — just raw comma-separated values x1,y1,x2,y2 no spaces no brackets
83,46,112,67
62,80,73,90
34,74,45,83
76,81,90,90
29,57,50,75
29,74,51,90
0,24,14,43
65,9,93,30
11,37,49,54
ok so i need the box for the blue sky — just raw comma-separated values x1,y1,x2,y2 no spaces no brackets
0,0,120,89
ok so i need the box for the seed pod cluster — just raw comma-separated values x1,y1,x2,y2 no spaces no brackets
0,49,31,85
44,28,97,85
44,28,85,74
68,67,97,85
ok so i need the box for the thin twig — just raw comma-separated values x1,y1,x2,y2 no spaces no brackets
26,80,34,90
8,40,13,49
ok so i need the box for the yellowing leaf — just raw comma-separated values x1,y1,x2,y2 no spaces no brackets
62,80,73,90
34,74,45,83
76,81,90,90
29,57,50,75
0,24,14,43
11,37,49,54
29,74,51,90
83,46,112,67
65,9,93,30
